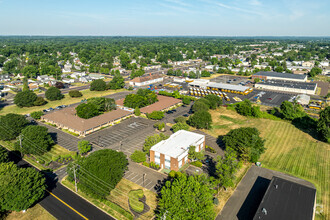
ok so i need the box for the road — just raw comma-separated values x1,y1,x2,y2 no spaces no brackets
14,154,115,220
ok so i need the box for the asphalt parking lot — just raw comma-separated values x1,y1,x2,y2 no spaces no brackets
84,117,160,156
162,103,193,123
251,89,294,107
211,75,252,86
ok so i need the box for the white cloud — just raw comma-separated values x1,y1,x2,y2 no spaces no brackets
210,1,264,16
164,0,190,7
249,0,262,6
159,2,196,13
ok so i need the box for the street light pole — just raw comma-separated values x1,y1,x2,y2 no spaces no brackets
143,173,146,187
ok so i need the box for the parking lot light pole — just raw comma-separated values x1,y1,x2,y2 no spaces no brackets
143,173,146,187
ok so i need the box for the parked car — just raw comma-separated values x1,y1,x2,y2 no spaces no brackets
61,105,67,108
49,108,54,111
55,106,62,110
43,109,47,113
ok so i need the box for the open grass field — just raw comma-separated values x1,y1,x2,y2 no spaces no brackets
0,88,126,115
204,108,329,220
6,204,55,220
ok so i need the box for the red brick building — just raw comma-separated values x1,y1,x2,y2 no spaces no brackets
150,130,205,171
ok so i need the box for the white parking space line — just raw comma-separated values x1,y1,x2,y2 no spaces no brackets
130,174,140,181
135,176,143,185
145,181,153,189
125,172,134,178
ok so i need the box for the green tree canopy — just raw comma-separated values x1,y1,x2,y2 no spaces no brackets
87,97,116,112
147,111,164,120
143,133,169,154
90,79,107,91
124,89,158,108
172,122,190,133
317,106,330,143
187,110,212,129
157,174,216,220
76,103,100,119
69,90,83,98
33,97,47,106
0,146,9,163
68,149,128,198
78,140,92,155
192,100,209,113
16,125,54,155
222,127,265,163
204,94,222,109
309,67,322,77
30,111,43,120
14,90,38,108
0,162,46,212
280,101,306,120
0,114,29,141
45,87,64,101
108,74,125,89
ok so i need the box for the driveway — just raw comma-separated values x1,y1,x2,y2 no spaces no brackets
216,165,315,220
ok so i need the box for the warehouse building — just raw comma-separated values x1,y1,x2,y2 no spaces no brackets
129,74,163,87
189,81,252,95
150,130,205,171
255,80,317,95
253,176,316,220
252,71,307,82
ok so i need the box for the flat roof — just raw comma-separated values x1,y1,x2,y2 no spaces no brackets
189,81,249,92
253,71,307,80
42,107,132,133
256,80,317,90
150,130,205,158
253,176,316,220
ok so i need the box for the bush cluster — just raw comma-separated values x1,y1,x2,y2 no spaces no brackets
130,150,146,163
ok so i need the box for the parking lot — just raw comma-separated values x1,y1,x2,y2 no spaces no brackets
84,117,160,156
162,103,193,123
251,89,295,107
210,75,252,86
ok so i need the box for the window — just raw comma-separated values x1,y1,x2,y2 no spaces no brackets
165,164,171,169
165,158,170,163
155,155,160,159
179,160,183,168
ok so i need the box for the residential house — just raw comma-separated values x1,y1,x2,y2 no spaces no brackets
89,73,105,80
70,72,86,79
0,74,11,82
322,67,330,75
62,78,75,84
320,61,329,67
28,82,39,91
79,76,92,83
302,61,314,67
9,80,23,86
37,75,50,82
150,130,205,171
62,62,72,73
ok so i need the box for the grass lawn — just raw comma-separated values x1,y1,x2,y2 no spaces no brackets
0,88,127,115
108,178,157,220
6,204,55,220
204,107,329,220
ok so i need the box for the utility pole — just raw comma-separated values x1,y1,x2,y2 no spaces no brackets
143,173,146,187
73,163,78,192
19,135,23,158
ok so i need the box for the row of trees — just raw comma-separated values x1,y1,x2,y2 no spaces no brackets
76,97,116,119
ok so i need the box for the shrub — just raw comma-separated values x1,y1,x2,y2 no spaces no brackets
154,122,165,131
78,140,92,155
33,97,47,106
182,97,191,105
142,161,149,167
192,100,209,113
169,170,176,178
76,103,100,119
205,145,216,153
14,90,37,107
174,116,187,123
187,110,212,129
134,107,141,116
147,111,164,120
190,161,203,167
30,111,44,120
172,122,189,133
69,90,83,98
128,190,144,213
130,150,146,163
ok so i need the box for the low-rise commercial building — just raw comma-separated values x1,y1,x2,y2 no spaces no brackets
129,74,164,87
150,130,205,171
253,176,316,220
255,80,317,95
252,71,307,82
41,107,132,136
189,80,252,95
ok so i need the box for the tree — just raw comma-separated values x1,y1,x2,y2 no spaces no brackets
172,122,189,133
0,114,29,141
274,66,284,72
182,96,191,105
87,97,116,112
157,174,216,220
119,51,131,69
22,65,38,78
235,99,253,116
14,90,37,107
309,67,322,77
215,149,242,189
147,111,164,120
187,111,212,129
201,70,211,77
108,74,125,89
124,89,158,108
134,107,141,116
192,100,209,113
0,146,9,163
0,162,46,212
130,150,146,163
45,87,64,101
76,103,100,119
143,133,169,154
30,111,43,120
188,145,205,161
90,79,107,91
174,116,187,123
16,125,54,155
222,127,265,162
204,94,222,109
69,90,83,98
317,107,330,143
280,101,306,120
78,140,92,155
33,97,47,106
54,81,64,89
22,77,29,92
68,149,128,198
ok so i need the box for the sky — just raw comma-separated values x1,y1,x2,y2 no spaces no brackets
0,0,329,36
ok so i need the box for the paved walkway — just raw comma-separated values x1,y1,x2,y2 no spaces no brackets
216,165,315,220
